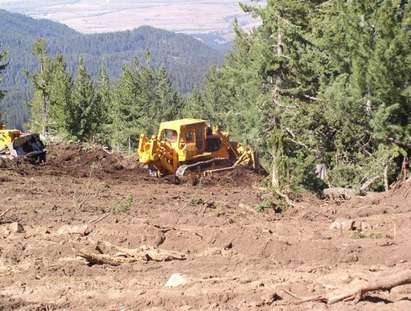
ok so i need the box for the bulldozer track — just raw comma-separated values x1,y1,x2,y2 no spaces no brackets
175,157,227,178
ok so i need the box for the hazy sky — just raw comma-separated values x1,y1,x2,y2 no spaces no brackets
0,0,264,36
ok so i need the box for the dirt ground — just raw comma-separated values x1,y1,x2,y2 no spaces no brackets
0,143,410,311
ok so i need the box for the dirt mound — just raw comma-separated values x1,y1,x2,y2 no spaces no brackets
0,156,42,176
46,143,129,176
1,142,150,182
186,167,264,188
383,178,411,205
2,142,265,187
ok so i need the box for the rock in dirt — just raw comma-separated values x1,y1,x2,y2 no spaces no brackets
2,222,24,235
165,273,188,288
57,224,92,236
329,218,354,231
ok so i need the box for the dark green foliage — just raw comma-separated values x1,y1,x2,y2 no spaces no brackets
187,0,411,192
28,43,184,148
67,57,102,141
30,39,73,136
0,9,223,129
96,66,112,145
111,59,184,151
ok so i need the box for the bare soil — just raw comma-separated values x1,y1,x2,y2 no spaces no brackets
0,143,410,310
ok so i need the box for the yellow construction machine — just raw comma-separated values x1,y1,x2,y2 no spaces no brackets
0,123,46,163
138,119,258,178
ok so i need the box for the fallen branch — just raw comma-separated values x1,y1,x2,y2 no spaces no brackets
274,189,296,208
0,207,12,218
89,213,111,225
360,175,381,193
292,270,411,305
77,251,139,266
78,241,186,266
281,289,322,304
328,270,411,304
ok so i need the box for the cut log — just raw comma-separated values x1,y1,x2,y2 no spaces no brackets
78,241,186,266
97,241,186,261
77,251,139,266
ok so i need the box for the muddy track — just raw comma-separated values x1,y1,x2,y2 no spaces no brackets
0,143,410,310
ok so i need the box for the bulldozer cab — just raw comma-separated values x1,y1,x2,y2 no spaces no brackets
158,119,208,154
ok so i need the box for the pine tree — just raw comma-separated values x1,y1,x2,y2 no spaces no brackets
31,39,53,136
96,65,112,145
197,1,325,191
111,63,141,151
314,0,411,188
110,59,184,151
67,57,101,141
154,67,184,123
49,54,72,134
134,60,158,135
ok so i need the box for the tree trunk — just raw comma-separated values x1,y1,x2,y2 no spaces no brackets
271,28,283,189
42,92,49,137
271,154,280,189
384,163,389,192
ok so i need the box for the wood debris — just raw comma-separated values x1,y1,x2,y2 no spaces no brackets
77,240,186,266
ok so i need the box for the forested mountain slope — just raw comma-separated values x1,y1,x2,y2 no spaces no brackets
0,9,224,128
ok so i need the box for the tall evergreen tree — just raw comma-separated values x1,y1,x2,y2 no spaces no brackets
154,67,184,123
31,40,72,136
96,65,112,144
49,54,72,134
110,60,184,151
111,63,141,151
31,39,53,136
67,57,101,141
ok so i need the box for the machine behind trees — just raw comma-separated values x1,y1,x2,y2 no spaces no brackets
138,119,259,179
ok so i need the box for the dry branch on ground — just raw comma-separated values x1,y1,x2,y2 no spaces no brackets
287,270,411,305
77,240,186,266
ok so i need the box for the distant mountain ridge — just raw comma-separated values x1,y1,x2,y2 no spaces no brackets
0,9,225,128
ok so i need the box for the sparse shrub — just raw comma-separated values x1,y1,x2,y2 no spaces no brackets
256,199,273,213
111,194,134,214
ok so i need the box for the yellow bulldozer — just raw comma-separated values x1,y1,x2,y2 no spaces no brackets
0,123,46,163
138,119,258,179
